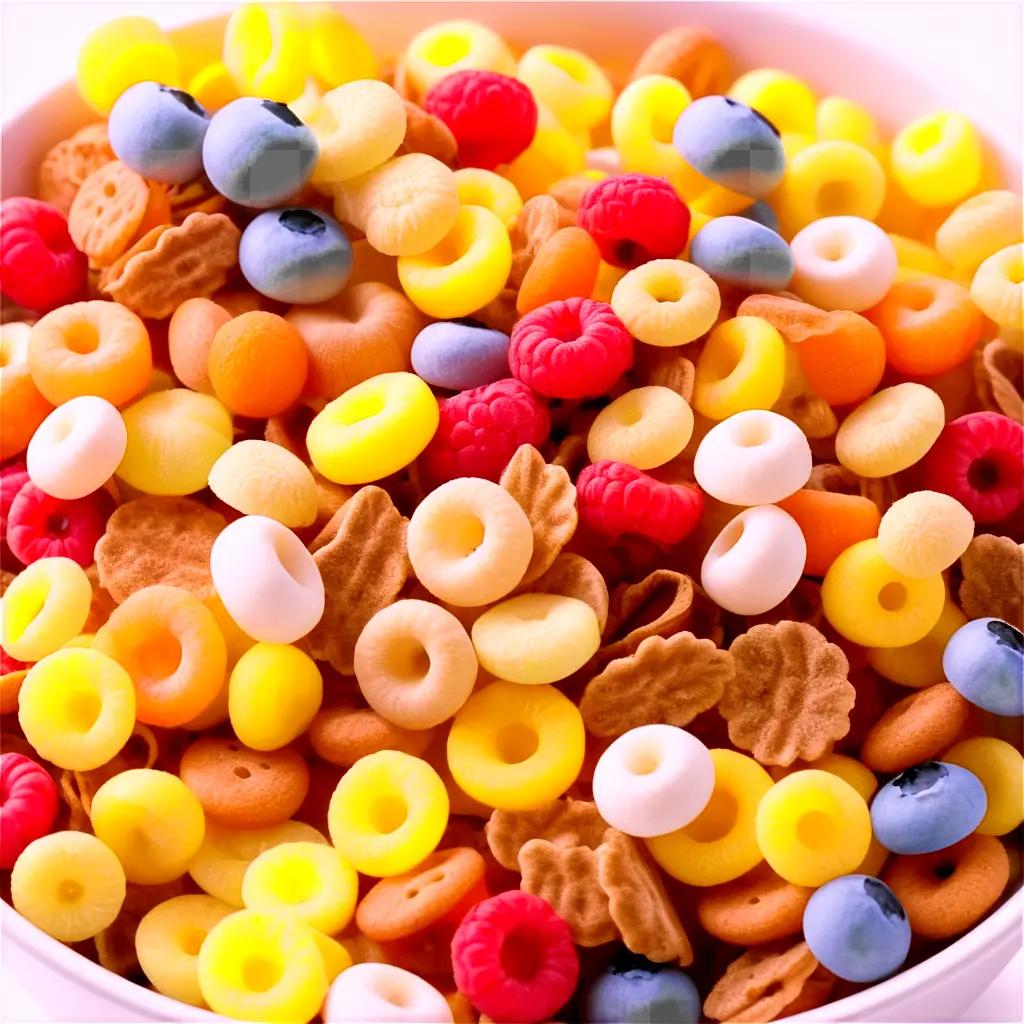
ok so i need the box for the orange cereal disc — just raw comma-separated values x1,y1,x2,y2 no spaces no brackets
883,834,1010,940
308,706,435,767
0,324,53,461
285,282,424,399
776,489,881,578
696,863,814,946
167,297,232,394
28,300,152,407
67,161,151,267
355,847,486,941
93,585,227,728
860,682,970,774
516,227,602,315
630,25,731,98
864,275,984,378
207,311,308,418
179,736,310,828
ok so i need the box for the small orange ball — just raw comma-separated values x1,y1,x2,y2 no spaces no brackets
207,311,308,418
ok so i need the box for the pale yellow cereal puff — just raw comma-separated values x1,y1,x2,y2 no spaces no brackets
877,491,975,579
588,386,694,470
402,20,515,102
935,191,1023,273
304,4,379,89
518,45,614,132
208,441,318,528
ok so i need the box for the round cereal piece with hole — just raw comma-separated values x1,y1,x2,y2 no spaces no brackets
867,596,966,689
935,191,1023,273
402,21,515,102
876,490,974,579
2,557,92,662
943,737,1024,837
209,440,318,528
587,386,694,469
971,243,1023,330
454,168,523,228
890,111,982,208
324,962,453,1024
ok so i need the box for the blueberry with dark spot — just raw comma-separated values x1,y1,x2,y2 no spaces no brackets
583,952,700,1023
943,616,1024,716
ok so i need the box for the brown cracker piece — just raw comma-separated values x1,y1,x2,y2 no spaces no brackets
396,100,458,166
306,486,409,674
485,798,609,871
600,569,696,658
632,346,697,403
68,160,151,267
703,941,819,1023
549,434,589,477
500,444,578,585
522,552,609,632
519,838,618,947
102,212,240,319
38,122,116,216
960,534,1024,629
95,497,225,603
596,829,693,965
508,195,571,290
974,338,1023,422
722,622,855,767
580,630,732,738
166,176,228,223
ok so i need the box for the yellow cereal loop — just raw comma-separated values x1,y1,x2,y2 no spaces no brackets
76,16,180,115
454,169,523,229
936,191,1024,273
230,644,323,751
2,557,92,662
690,183,754,218
518,45,613,132
402,20,515,102
592,259,629,304
222,3,310,102
587,386,694,469
944,738,1024,836
867,595,967,688
12,831,126,943
693,316,786,420
890,111,983,207
971,244,1024,331
877,490,974,578
242,841,358,934
610,259,721,346
889,233,953,282
810,753,878,802
647,749,772,887
91,769,205,885
728,69,816,135
816,96,884,159
136,895,234,1007
309,930,353,984
197,910,328,1023
18,648,135,771
187,61,241,112
502,103,588,199
447,681,585,811
821,538,945,648
304,4,378,88
328,750,449,877
755,770,871,886
189,820,329,908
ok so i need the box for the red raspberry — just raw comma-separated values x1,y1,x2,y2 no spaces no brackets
421,378,550,483
1,752,60,868
576,460,705,546
922,411,1024,523
424,71,538,170
1,462,31,540
0,197,87,312
510,297,633,400
577,173,691,267
451,890,579,1023
6,481,110,567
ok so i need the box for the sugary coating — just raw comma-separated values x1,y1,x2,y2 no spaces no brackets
943,618,1024,718
517,45,613,132
1,322,54,462
407,477,533,606
587,386,694,469
776,489,881,578
943,738,1024,837
701,505,807,616
689,216,793,291
970,243,1024,331
353,599,477,730
221,3,310,101
11,830,126,943
0,753,60,869
867,596,966,689
935,190,1023,272
411,320,511,392
447,681,584,810
306,371,439,484
876,490,974,578
835,382,946,478
327,750,449,876
324,964,453,1024
728,68,816,135
693,316,785,420
210,515,325,644
17,647,134,771
2,557,92,662
454,168,523,228
693,410,811,505
890,111,982,207
402,21,515,103
117,388,233,495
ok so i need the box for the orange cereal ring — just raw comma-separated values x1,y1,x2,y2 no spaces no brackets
776,489,880,578
860,682,970,774
696,863,814,946
883,834,1010,940
308,706,435,767
516,227,601,316
67,161,151,267
285,282,424,399
28,300,152,407
207,311,308,418
167,297,232,394
0,324,53,462
630,26,731,98
93,585,227,728
179,736,309,828
864,275,984,378
355,847,486,941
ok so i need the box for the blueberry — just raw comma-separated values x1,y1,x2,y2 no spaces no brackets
689,215,793,290
943,617,1024,716
239,207,351,304
871,760,987,854
738,200,780,233
411,321,511,391
803,874,911,983
673,95,786,197
202,97,318,208
107,81,210,184
583,952,700,1024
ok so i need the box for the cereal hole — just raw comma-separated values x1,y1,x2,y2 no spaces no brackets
45,514,70,536
273,860,318,904
495,722,540,764
735,419,772,447
625,745,661,776
967,456,1002,492
499,924,545,981
650,277,685,303
718,518,746,555
64,321,101,355
816,180,857,217
178,928,205,956
820,237,850,262
234,766,251,780
547,50,589,83
338,392,386,426
66,689,102,732
438,511,486,558
878,582,908,612
933,861,956,881
57,879,84,904
273,533,311,585
370,795,409,834
685,790,738,842
391,637,431,681
132,632,183,681
242,956,282,993
423,32,471,67
651,109,678,145
796,810,834,849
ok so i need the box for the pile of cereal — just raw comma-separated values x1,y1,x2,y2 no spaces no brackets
1,6,1022,1022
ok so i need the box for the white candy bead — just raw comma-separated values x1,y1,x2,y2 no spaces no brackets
210,515,325,643
790,215,897,311
26,396,127,500
693,410,811,506
702,505,807,615
324,963,453,1024
592,724,715,838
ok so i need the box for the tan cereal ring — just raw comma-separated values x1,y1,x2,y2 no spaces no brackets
68,161,151,267
704,940,819,1024
630,26,731,97
308,705,434,767
396,100,458,166
974,338,1023,422
959,534,1024,630
38,122,116,216
166,176,227,223
520,552,609,632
